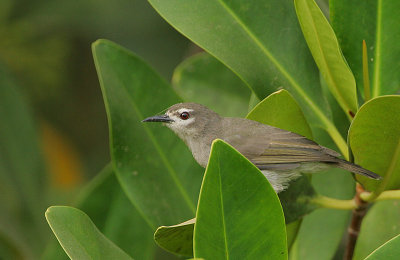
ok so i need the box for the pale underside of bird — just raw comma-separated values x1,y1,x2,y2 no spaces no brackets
143,103,380,193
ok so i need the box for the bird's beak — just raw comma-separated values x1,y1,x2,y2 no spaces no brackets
142,114,174,123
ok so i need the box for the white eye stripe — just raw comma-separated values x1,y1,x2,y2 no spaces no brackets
177,108,194,114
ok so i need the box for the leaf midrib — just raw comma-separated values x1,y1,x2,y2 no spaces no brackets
216,0,347,154
93,47,158,230
124,85,197,214
302,0,355,114
217,153,229,260
375,138,400,195
372,0,382,97
93,43,196,229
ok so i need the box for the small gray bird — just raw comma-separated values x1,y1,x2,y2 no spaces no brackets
143,103,380,192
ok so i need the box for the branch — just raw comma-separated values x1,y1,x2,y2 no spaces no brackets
344,184,368,260
325,126,348,159
310,195,357,210
360,190,400,202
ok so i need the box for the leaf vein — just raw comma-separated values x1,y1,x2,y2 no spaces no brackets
216,0,347,154
372,0,382,97
217,153,229,259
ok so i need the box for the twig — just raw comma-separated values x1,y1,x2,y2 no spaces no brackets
310,195,357,210
361,190,400,202
344,183,368,260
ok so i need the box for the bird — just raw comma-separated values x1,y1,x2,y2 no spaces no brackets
142,103,381,193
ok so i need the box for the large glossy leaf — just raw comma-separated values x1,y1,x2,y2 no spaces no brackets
0,67,47,258
93,39,203,228
331,0,400,97
295,0,357,117
364,233,400,260
172,53,250,117
194,140,287,259
353,200,400,260
46,206,132,260
349,96,400,191
148,0,349,154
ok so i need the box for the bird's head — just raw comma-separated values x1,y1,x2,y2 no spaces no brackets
142,103,221,139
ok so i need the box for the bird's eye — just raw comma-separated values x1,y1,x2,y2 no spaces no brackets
180,112,190,120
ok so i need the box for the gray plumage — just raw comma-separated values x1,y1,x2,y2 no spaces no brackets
143,103,380,192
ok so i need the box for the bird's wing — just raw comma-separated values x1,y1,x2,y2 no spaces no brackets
222,119,340,168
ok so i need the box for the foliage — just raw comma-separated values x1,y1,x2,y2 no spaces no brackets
45,206,133,260
0,69,47,259
194,140,287,259
1,0,399,259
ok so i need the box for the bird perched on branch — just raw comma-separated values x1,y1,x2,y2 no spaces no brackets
143,103,380,193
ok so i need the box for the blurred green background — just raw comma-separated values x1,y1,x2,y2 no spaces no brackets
0,0,195,258
0,0,331,258
1,0,191,178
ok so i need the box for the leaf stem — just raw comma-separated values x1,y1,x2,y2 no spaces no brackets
362,40,371,102
360,190,400,202
325,125,349,159
310,195,357,210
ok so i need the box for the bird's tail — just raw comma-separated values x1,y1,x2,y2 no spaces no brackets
334,159,381,180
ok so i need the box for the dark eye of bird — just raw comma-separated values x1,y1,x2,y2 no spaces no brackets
180,112,190,120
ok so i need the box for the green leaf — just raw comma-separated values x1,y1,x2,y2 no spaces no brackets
278,177,318,224
154,218,195,257
155,203,301,258
194,140,287,259
331,0,400,98
247,90,317,223
286,220,302,250
155,215,300,257
292,209,351,260
92,39,203,228
147,0,349,154
247,89,313,139
349,96,400,191
319,74,350,137
353,200,400,260
43,165,157,260
46,206,133,260
364,233,400,260
77,165,156,260
172,53,250,117
294,0,358,117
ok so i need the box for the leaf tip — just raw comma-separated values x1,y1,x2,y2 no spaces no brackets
211,138,225,147
274,89,289,96
92,39,116,54
45,206,54,218
210,139,234,153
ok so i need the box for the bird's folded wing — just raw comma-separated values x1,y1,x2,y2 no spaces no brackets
224,126,340,166
251,147,335,164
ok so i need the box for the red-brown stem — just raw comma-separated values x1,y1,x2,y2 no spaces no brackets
344,183,368,260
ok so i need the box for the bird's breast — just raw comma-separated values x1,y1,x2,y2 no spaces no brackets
186,138,212,168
